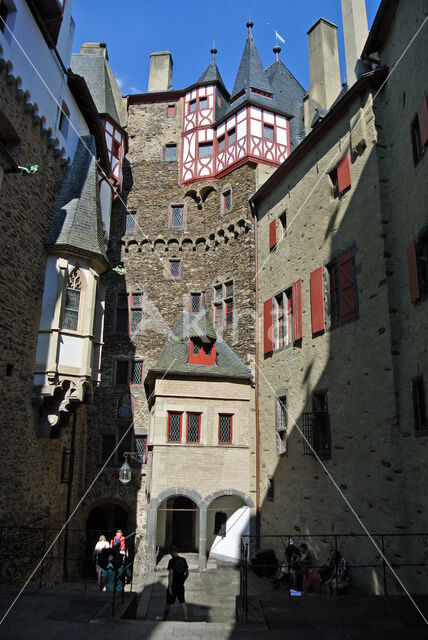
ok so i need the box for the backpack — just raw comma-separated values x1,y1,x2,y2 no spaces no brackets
174,557,187,574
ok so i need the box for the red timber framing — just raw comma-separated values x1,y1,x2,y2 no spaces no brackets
181,101,289,185
186,413,201,443
218,414,233,444
104,117,124,187
167,411,183,442
188,338,216,365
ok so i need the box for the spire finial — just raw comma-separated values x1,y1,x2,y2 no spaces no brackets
246,13,253,34
211,38,217,61
273,45,281,62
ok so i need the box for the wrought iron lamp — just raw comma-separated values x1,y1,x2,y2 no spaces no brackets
118,451,145,484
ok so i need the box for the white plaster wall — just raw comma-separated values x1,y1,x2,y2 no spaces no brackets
1,0,89,159
208,497,250,563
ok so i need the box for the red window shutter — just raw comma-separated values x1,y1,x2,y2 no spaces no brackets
264,298,273,354
417,93,428,146
407,242,420,302
338,250,357,323
269,219,277,250
292,279,303,341
310,267,325,333
337,154,351,194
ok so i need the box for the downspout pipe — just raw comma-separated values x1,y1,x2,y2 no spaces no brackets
249,197,261,545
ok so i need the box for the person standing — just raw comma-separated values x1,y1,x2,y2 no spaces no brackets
93,535,110,590
162,547,189,621
110,529,127,563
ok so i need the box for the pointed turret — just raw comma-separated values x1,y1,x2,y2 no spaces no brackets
230,22,273,100
197,48,227,93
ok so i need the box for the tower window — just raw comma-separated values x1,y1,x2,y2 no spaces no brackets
167,104,176,118
115,292,143,335
186,413,201,443
190,293,201,313
199,142,213,158
171,205,184,228
218,135,225,152
199,97,208,110
221,188,232,213
169,260,181,279
189,100,196,114
228,128,236,145
124,210,137,234
164,144,177,161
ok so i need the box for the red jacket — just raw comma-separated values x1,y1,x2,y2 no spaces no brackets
111,535,125,552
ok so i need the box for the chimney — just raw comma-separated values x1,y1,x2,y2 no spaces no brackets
304,18,341,133
341,0,369,86
148,51,173,92
79,42,109,60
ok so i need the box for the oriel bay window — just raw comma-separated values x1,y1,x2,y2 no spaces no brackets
116,292,143,334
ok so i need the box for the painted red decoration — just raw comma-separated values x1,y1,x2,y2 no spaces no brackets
264,298,273,354
418,93,428,146
407,242,420,303
338,250,357,323
188,338,216,365
337,154,351,194
269,219,277,251
292,279,303,341
310,268,325,333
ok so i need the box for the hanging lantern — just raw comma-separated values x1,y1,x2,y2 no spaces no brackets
119,457,132,484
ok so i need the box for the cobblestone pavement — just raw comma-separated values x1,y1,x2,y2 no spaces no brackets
1,560,428,639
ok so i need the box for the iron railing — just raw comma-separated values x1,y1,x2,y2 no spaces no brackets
239,532,428,624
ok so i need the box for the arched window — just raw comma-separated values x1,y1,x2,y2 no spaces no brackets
63,269,81,331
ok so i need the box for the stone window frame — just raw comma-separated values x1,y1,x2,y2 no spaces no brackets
213,278,234,330
169,202,186,229
220,185,233,215
112,357,144,387
115,290,144,335
124,209,138,234
168,258,182,280
164,142,177,162
166,104,176,118
275,389,288,456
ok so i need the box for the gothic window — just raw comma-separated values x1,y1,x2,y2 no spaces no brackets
63,269,81,331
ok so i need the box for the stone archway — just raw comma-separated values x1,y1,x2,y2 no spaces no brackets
205,490,255,564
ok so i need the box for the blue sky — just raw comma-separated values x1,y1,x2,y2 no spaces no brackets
72,0,381,96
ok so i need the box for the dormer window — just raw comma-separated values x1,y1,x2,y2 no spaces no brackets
188,337,216,365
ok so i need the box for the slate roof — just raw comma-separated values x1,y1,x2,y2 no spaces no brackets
71,53,125,126
45,135,107,262
146,312,252,386
197,59,227,93
265,58,306,150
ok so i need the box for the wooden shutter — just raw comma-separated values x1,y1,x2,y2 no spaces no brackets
310,267,325,333
264,298,273,354
417,93,428,146
337,154,351,194
407,242,420,303
292,279,303,341
269,220,277,251
338,250,357,323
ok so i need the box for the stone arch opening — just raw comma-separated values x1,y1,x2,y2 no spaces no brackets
207,493,251,564
156,495,198,555
84,501,133,578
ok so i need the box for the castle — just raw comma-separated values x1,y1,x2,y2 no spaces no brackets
0,0,427,593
